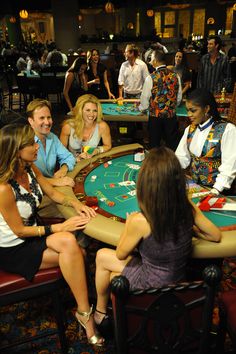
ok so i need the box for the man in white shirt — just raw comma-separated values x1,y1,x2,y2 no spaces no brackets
118,44,149,99
139,49,182,150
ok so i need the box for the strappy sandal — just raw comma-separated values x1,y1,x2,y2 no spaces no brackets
95,308,113,338
75,305,104,347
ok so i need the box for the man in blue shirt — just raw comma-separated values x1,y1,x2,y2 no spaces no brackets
27,99,95,249
27,98,76,187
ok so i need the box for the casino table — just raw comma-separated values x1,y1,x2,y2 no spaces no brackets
100,99,188,122
55,143,236,259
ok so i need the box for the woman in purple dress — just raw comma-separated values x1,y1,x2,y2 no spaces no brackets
94,147,221,330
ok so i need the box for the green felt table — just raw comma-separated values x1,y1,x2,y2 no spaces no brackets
66,143,236,258
82,153,236,230
100,99,188,122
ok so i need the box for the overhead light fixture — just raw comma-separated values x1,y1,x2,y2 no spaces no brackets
105,2,115,14
127,22,134,30
207,17,215,25
19,10,29,19
147,9,154,17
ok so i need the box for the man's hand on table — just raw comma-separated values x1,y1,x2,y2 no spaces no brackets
53,176,75,187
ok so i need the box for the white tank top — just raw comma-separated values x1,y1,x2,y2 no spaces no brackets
68,124,101,156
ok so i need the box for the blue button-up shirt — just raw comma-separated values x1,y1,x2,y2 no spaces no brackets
34,133,76,177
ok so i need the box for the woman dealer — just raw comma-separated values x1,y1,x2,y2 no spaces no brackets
175,88,236,195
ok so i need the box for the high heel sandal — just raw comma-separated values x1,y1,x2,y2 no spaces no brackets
95,308,113,339
76,305,104,347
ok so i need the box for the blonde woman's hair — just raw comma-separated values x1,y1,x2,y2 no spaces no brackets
0,123,35,183
63,94,103,139
26,98,52,118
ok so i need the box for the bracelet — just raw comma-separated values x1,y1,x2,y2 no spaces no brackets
37,226,42,237
44,225,52,237
62,196,75,207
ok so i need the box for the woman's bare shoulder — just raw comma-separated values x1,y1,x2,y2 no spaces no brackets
128,212,150,237
0,183,12,194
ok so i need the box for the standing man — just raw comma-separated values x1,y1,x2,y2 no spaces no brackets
118,44,149,99
197,35,231,93
139,49,181,151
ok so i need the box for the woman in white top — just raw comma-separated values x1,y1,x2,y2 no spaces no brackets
0,123,104,347
60,94,112,161
175,88,236,195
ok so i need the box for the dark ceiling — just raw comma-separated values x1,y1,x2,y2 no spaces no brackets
0,0,233,16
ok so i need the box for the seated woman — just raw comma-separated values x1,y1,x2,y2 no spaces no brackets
0,123,104,347
63,57,88,114
168,50,192,97
87,49,115,99
175,88,236,195
94,147,221,330
60,94,112,161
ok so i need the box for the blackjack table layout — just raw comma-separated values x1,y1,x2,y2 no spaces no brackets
61,143,236,259
100,99,188,122
60,144,236,258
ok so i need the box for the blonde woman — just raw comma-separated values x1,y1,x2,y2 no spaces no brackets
60,94,112,161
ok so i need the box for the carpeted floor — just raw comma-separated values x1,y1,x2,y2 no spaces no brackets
0,239,116,354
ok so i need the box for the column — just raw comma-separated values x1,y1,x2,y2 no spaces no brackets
51,0,80,52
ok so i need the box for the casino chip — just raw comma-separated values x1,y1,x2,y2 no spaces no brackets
108,201,115,207
104,162,109,168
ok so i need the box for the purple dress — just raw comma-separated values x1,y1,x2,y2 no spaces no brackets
122,228,192,290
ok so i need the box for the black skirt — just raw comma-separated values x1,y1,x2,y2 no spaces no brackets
0,237,47,281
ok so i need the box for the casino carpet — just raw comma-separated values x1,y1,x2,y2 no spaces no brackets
0,240,116,354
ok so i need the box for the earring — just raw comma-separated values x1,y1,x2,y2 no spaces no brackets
204,111,210,120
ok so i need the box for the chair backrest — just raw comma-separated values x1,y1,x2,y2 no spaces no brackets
111,265,221,354
40,73,63,95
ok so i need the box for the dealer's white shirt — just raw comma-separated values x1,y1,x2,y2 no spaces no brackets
175,119,236,192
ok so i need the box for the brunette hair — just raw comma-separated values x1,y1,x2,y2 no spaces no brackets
186,88,221,121
0,123,35,183
68,57,87,73
174,50,188,68
207,35,222,49
152,49,166,64
125,44,139,58
63,94,103,139
136,147,194,243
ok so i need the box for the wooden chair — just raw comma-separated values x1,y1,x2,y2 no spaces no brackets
16,75,41,109
40,71,64,104
0,267,68,353
1,70,22,110
110,265,221,354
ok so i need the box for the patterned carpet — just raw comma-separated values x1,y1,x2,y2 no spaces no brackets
0,240,116,354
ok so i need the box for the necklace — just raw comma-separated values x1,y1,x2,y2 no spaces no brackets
15,171,31,192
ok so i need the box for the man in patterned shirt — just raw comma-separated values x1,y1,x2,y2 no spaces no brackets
139,49,182,150
197,35,231,94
